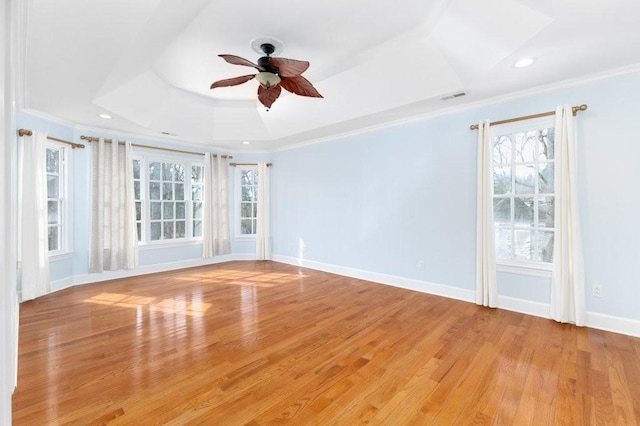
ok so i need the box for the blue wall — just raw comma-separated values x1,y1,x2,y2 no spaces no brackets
270,70,640,322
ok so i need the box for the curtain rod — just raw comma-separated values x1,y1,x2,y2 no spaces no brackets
18,129,85,149
469,104,588,130
230,162,273,167
80,135,232,159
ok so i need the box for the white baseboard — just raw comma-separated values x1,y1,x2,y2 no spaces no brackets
51,254,249,290
271,254,475,303
586,312,640,338
271,255,640,338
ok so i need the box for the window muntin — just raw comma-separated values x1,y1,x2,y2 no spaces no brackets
46,145,67,253
239,168,258,235
134,155,203,244
493,120,555,265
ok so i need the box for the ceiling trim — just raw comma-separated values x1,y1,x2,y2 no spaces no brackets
271,62,640,153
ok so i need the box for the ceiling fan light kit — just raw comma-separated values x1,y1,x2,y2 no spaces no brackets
210,37,323,109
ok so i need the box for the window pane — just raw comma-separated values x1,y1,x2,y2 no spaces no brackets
514,165,535,194
493,166,511,195
175,183,184,200
241,170,254,185
46,149,59,173
48,201,59,224
240,219,253,234
192,166,203,183
134,181,141,200
175,221,186,238
538,162,554,194
163,202,174,220
162,183,173,200
162,163,173,180
150,202,161,220
493,198,511,224
48,226,59,251
149,182,161,200
241,186,254,202
538,128,555,160
176,202,186,219
514,132,536,163
193,220,202,238
47,175,60,198
252,219,257,234
136,202,142,221
163,222,174,239
514,197,534,225
495,226,511,261
136,223,141,242
536,231,554,263
192,186,202,201
193,202,202,219
241,202,253,217
174,164,185,182
150,222,161,240
514,229,534,262
133,159,141,179
493,135,512,165
538,196,554,228
149,162,161,180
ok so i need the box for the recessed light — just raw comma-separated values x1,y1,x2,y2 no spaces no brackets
242,141,250,145
514,57,536,68
98,113,112,119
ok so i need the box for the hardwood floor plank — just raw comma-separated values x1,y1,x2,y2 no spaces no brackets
12,261,640,424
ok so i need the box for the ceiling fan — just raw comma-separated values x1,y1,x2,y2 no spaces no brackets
210,41,323,109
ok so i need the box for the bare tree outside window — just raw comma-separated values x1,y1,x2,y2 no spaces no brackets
493,125,555,264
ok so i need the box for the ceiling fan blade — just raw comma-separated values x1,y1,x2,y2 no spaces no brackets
257,84,282,109
269,57,310,77
210,74,256,89
219,54,264,71
280,76,323,98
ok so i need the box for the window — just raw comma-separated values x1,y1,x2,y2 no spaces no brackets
46,144,68,254
133,155,204,244
238,167,258,235
492,119,555,265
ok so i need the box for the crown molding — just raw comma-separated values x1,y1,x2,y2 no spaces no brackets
271,62,640,153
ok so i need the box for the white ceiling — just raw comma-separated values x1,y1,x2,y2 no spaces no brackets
22,0,640,151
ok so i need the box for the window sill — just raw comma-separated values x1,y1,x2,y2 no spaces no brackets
48,251,73,262
497,262,552,278
139,239,203,251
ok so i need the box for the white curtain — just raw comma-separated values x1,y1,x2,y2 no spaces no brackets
476,120,498,307
202,153,231,257
90,138,138,272
550,105,586,325
17,131,50,301
255,162,270,260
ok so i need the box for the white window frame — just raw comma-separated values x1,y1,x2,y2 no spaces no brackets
133,150,204,246
235,166,258,239
46,142,72,257
491,117,555,276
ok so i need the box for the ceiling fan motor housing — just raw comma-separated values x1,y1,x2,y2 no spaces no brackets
257,56,278,74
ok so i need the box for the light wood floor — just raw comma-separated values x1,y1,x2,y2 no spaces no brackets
12,261,640,425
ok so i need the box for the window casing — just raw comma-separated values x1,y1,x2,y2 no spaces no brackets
133,154,204,244
46,143,69,254
492,118,555,267
237,167,258,236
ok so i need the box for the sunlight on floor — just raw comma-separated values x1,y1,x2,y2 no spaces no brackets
170,269,309,288
85,292,212,317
